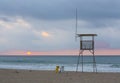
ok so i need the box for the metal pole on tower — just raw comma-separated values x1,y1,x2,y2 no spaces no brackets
75,8,78,41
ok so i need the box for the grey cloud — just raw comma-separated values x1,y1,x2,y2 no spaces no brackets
0,0,120,20
0,0,120,51
0,17,11,22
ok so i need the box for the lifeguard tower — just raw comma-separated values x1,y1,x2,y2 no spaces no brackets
76,34,97,72
75,8,97,72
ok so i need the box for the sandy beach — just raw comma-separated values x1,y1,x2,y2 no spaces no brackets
0,69,120,83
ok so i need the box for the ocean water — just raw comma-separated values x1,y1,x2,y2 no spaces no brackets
0,56,120,72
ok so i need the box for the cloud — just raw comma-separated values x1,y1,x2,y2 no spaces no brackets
0,0,120,53
0,15,77,51
41,31,50,37
0,16,31,30
0,0,120,20
0,0,120,29
16,18,31,28
0,16,35,50
33,30,50,38
0,15,120,51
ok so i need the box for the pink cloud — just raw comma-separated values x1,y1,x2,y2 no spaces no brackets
95,49,120,55
0,49,120,56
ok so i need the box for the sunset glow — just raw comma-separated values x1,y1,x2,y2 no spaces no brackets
41,31,49,37
0,49,120,56
27,51,31,55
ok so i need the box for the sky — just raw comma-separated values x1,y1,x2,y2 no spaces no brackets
0,0,120,55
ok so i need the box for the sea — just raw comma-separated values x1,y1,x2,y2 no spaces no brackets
0,56,120,72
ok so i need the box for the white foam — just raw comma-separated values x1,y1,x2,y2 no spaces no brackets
0,63,120,72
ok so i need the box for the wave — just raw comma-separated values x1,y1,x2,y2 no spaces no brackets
110,64,120,68
0,56,120,72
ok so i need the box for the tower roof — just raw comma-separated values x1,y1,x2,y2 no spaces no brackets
77,34,97,37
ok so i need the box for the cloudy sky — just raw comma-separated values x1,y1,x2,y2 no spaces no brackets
0,0,120,55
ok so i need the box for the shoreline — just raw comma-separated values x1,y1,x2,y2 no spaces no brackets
0,69,120,83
